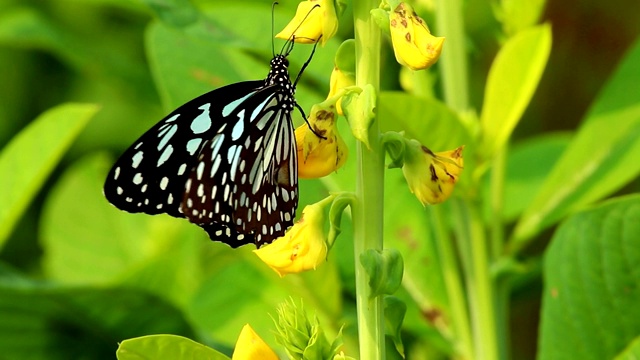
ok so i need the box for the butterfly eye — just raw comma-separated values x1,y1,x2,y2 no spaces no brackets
282,58,289,67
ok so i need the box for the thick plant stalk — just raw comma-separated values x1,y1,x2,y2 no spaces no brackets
352,0,384,358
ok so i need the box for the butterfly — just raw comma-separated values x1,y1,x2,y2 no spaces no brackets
104,40,317,248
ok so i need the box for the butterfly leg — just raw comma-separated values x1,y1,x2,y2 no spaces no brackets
295,102,327,140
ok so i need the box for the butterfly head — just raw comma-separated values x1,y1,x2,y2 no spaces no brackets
267,55,295,106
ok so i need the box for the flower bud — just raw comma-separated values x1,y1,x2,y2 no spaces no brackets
390,2,445,70
402,142,464,205
296,101,348,179
276,0,339,45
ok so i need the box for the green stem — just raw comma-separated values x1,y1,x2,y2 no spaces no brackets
430,206,474,359
491,145,509,360
467,201,499,360
436,0,501,358
353,1,384,359
489,149,506,259
435,0,470,112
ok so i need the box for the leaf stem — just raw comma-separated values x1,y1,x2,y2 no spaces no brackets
353,0,384,359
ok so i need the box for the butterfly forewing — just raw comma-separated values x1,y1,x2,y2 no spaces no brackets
104,80,264,218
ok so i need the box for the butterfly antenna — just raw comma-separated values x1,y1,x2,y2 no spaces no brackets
279,4,321,56
271,2,278,58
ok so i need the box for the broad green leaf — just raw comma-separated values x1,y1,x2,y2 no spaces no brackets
538,195,640,360
141,0,199,27
188,254,342,350
117,335,230,360
146,4,336,113
480,24,551,158
512,38,640,251
482,133,571,222
615,336,640,360
0,266,195,360
379,92,471,151
0,103,97,249
41,153,204,305
0,7,151,93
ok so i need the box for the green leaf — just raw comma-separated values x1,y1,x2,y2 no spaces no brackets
538,195,640,360
41,153,204,305
512,38,640,251
117,335,230,360
0,103,97,249
141,0,199,27
379,92,471,151
384,296,407,357
145,5,336,113
190,253,343,350
480,24,552,158
0,266,195,360
360,248,404,299
615,336,640,360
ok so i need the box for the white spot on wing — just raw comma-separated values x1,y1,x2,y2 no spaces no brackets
157,144,174,166
133,173,143,185
190,104,212,134
132,151,143,169
160,176,169,190
186,138,202,156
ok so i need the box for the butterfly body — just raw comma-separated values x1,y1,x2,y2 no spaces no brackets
104,55,299,248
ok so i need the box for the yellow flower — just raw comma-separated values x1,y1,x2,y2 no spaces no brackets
232,324,279,360
389,2,445,71
327,65,355,115
276,0,339,45
254,204,328,277
295,102,348,179
402,142,464,205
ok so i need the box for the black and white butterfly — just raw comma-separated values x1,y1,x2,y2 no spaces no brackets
104,40,316,248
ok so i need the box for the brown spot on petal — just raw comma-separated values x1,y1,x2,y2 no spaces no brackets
312,126,327,137
391,19,397,27
401,19,408,27
452,146,464,158
429,164,438,181
421,145,435,156
405,32,411,42
316,110,334,121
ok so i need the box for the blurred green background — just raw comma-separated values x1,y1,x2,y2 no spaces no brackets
1,0,639,359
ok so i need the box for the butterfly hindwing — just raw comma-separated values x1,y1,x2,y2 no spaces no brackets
181,87,298,247
104,80,264,218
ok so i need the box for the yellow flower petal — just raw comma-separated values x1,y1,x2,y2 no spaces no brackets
276,0,339,45
295,103,348,179
389,2,444,70
254,204,328,277
402,144,464,205
232,324,279,360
